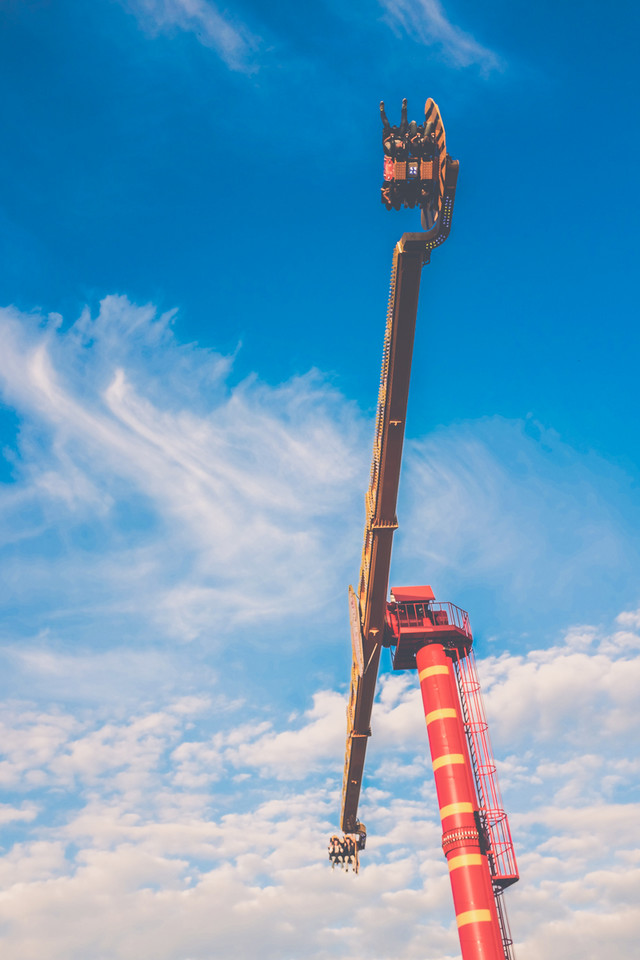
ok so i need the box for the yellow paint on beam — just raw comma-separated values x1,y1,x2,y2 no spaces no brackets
432,753,465,771
456,909,492,927
439,802,474,819
448,853,483,871
425,707,457,724
419,665,449,680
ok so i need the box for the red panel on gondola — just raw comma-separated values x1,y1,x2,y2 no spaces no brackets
390,585,435,603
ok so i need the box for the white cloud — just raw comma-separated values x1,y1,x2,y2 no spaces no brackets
379,0,502,73
123,0,259,71
0,299,367,643
478,641,640,749
398,417,640,632
616,608,640,629
230,690,346,779
0,803,39,826
0,645,214,707
0,611,637,958
2,301,638,665
0,706,80,789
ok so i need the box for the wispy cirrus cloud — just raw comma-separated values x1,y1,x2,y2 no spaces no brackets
0,298,367,644
1,297,639,657
123,0,260,71
398,416,640,635
379,0,503,73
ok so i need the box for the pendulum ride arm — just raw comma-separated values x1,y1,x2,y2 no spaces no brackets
340,157,459,834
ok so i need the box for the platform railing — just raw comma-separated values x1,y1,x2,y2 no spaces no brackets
393,600,472,639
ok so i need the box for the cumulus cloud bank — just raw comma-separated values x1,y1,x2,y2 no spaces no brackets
0,615,637,958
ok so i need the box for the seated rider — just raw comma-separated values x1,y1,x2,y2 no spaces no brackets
420,121,436,159
408,119,423,157
417,119,440,221
328,835,341,868
380,99,409,207
346,835,356,866
346,834,360,873
380,98,408,157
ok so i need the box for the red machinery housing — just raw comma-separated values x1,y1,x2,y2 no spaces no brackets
384,585,471,669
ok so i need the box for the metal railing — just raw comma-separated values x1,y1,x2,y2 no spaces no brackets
392,600,472,639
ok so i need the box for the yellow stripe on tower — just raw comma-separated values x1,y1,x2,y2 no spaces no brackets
432,753,465,771
448,854,483,872
456,909,492,928
425,707,457,725
419,665,449,681
439,801,473,819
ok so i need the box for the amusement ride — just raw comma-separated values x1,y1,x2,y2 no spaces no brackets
329,99,519,960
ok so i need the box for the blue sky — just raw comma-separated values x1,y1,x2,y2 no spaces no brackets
0,1,639,958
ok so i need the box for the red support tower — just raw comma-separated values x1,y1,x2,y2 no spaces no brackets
384,586,518,960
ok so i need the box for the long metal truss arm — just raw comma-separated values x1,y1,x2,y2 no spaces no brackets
340,161,459,834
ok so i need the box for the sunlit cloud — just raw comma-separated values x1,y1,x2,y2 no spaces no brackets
379,0,503,73
398,417,640,632
0,299,367,643
2,300,638,655
0,614,637,958
123,0,259,71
